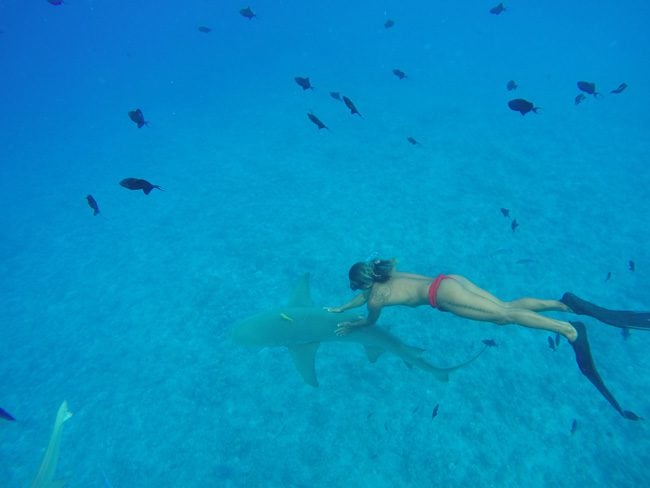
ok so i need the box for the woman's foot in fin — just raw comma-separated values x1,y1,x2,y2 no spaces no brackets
569,322,641,421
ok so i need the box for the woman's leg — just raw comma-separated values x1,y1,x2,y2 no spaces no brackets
448,275,570,312
437,277,577,340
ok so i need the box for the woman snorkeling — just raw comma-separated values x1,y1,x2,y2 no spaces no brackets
327,258,650,420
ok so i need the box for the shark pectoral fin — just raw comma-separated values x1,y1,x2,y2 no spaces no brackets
288,343,321,387
364,346,385,363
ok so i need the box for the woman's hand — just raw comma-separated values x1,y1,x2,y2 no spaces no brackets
335,317,365,336
324,306,344,313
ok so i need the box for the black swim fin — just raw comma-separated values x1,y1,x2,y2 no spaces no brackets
569,322,641,421
561,292,650,331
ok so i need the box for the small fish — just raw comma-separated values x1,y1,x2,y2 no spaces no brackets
547,336,556,351
119,178,162,195
570,419,577,434
482,339,498,347
610,83,627,94
384,19,395,29
508,99,539,116
511,219,519,232
490,3,506,15
506,80,518,91
342,95,362,117
392,69,407,80
0,407,15,421
294,76,313,90
621,327,630,340
128,108,148,128
280,313,294,322
431,404,439,419
554,332,560,347
47,0,64,5
500,207,510,218
605,271,611,281
86,194,100,216
307,112,328,130
577,81,601,97
240,7,256,20
629,260,635,271
198,26,212,33
329,91,341,101
406,136,419,145
574,93,586,105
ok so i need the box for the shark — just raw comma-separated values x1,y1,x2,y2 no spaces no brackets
232,274,486,386
31,401,72,488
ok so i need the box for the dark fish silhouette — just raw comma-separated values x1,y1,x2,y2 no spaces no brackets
128,108,148,128
621,327,630,340
577,81,601,97
570,419,577,434
547,336,556,351
605,271,611,282
555,332,560,347
506,80,518,91
86,194,100,216
392,69,407,80
384,19,395,29
482,339,498,347
508,99,539,116
500,207,510,217
431,404,439,419
294,76,313,90
574,94,586,105
0,407,15,421
119,178,162,195
629,260,635,271
240,7,256,20
342,95,362,117
610,83,627,94
47,0,64,5
406,136,419,145
198,26,212,33
307,113,328,130
490,3,506,15
511,219,519,232
329,91,341,101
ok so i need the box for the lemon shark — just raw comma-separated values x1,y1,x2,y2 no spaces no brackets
232,274,486,386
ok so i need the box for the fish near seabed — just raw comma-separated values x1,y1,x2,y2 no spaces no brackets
577,81,601,98
30,401,72,488
490,3,506,15
610,83,627,94
119,178,162,195
307,112,328,130
508,98,539,116
574,93,586,105
128,108,148,128
240,7,256,20
198,26,212,33
329,91,341,101
232,274,487,386
392,69,407,80
294,76,313,90
47,0,64,5
384,19,395,29
86,194,100,216
407,136,419,145
506,80,518,91
342,95,362,117
0,407,16,421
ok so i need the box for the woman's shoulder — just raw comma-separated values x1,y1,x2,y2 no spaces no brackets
392,271,434,281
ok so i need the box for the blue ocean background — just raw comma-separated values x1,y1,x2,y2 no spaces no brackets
1,1,649,486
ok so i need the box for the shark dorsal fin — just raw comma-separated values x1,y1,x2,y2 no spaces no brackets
288,343,320,387
286,273,313,308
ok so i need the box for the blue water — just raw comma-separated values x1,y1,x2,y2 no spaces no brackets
1,1,649,486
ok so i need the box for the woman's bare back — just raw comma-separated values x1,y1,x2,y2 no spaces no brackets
369,272,434,308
